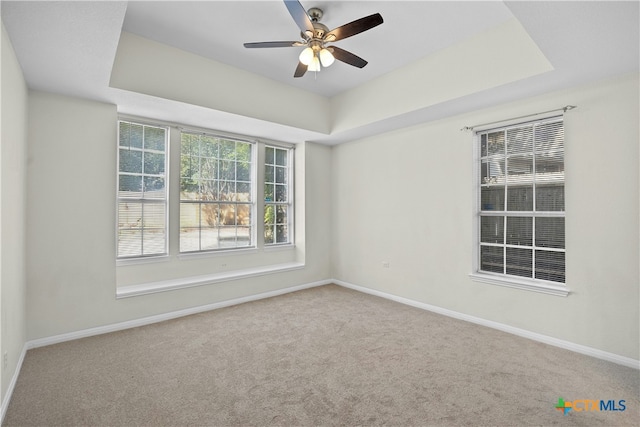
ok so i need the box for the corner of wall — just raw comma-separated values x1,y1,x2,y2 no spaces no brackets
0,21,29,422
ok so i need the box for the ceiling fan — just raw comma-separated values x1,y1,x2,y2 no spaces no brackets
243,0,383,78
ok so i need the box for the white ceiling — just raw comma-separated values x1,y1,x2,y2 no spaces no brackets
1,1,638,144
121,1,514,97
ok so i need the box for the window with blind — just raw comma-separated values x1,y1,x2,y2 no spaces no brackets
264,145,293,245
180,132,254,252
117,118,296,264
117,121,168,258
476,116,565,288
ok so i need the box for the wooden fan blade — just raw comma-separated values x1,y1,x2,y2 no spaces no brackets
330,46,368,68
243,41,302,48
294,61,308,78
284,0,314,34
325,13,383,42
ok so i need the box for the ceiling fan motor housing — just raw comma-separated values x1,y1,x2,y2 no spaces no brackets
301,8,329,41
302,22,329,42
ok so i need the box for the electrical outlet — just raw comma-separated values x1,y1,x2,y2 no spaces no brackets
382,261,390,268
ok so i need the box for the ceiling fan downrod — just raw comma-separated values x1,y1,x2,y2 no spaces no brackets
307,7,323,22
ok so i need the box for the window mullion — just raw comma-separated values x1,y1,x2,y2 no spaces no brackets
502,129,507,275
532,124,537,279
501,215,507,275
256,142,266,250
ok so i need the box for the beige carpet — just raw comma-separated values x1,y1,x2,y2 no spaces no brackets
3,284,639,426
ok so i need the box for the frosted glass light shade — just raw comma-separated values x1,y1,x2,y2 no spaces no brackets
299,47,314,65
308,55,321,72
319,48,335,67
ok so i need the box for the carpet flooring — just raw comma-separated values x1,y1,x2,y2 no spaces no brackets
3,284,639,426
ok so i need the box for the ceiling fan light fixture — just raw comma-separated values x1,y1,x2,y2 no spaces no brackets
319,48,335,67
299,47,314,65
308,54,321,72
243,1,384,78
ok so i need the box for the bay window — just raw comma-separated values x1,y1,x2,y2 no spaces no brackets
116,118,294,262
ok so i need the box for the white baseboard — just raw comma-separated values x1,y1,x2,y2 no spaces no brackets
1,343,27,425
334,279,640,370
28,279,331,350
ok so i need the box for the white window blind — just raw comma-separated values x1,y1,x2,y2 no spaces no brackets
117,121,168,258
477,116,565,284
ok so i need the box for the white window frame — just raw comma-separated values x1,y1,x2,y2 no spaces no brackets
178,130,257,254
264,144,294,247
469,115,569,297
116,117,295,265
116,120,170,260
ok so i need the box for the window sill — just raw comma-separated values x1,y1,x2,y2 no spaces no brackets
469,272,570,297
177,247,259,261
116,261,305,299
263,243,295,252
116,254,171,267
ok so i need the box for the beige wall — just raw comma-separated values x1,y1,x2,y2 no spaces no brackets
111,32,331,135
22,74,640,361
0,23,28,403
26,91,332,340
332,73,640,360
